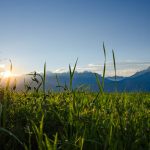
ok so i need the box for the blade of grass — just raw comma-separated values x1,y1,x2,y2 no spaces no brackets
95,43,107,93
112,50,118,91
103,42,106,61
12,78,17,91
69,58,78,91
43,62,46,94
0,127,23,146
44,134,52,150
102,42,106,88
95,73,103,94
112,50,116,80
53,132,58,150
72,58,78,76
0,103,2,126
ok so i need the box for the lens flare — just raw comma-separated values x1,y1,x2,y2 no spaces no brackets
0,71,13,78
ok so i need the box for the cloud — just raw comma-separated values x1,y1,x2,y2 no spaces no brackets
54,68,67,73
53,61,150,77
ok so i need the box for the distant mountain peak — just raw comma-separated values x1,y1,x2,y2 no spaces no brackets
131,66,150,78
147,66,150,70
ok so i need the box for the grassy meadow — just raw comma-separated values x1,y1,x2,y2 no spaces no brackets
0,47,149,150
0,89,149,150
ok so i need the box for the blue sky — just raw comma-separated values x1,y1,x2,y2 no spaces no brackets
0,0,150,76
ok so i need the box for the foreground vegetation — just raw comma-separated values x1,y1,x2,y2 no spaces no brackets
0,89,149,150
0,45,149,149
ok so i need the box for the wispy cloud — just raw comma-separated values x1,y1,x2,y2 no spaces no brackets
53,61,150,77
54,68,67,73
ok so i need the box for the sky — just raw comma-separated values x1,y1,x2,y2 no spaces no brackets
0,0,150,76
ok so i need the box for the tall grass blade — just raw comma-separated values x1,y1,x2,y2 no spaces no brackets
0,103,2,126
95,43,107,93
32,114,45,150
112,50,116,80
102,62,106,88
112,50,118,91
53,132,58,150
12,78,17,91
43,62,46,94
102,42,106,88
72,58,78,76
0,127,23,146
69,58,78,91
95,73,103,94
103,42,106,60
44,134,52,150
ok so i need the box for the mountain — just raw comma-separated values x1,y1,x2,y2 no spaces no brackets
44,71,110,91
117,71,150,92
131,67,150,78
107,76,125,81
105,67,150,92
1,67,150,92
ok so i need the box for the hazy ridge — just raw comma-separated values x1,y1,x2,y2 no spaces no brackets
1,67,150,92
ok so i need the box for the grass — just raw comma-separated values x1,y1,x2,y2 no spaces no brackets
0,44,149,150
0,91,149,150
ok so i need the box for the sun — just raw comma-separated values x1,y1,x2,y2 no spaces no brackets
1,71,13,78
0,63,21,79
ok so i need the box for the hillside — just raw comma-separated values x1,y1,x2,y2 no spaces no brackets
1,67,150,92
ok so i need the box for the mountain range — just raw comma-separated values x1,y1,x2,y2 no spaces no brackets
1,67,150,92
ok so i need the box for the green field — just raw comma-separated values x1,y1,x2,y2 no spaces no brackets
0,47,149,150
0,89,149,150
